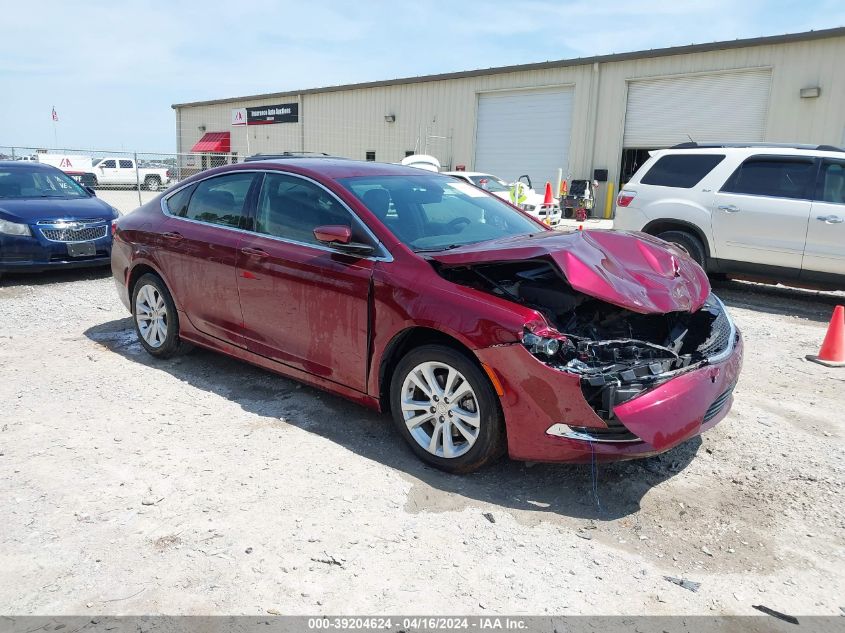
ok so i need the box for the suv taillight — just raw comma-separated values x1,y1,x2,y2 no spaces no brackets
617,191,636,207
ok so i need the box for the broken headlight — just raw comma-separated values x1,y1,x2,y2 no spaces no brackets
522,329,568,358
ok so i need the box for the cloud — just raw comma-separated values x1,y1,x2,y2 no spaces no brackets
0,0,841,151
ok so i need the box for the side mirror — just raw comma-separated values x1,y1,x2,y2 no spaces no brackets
313,225,374,256
314,225,352,244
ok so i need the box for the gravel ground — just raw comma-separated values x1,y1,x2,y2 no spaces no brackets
96,189,158,214
0,269,843,617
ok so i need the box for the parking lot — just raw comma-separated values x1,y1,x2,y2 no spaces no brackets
96,189,158,215
0,266,842,616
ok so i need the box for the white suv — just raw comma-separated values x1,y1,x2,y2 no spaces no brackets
614,143,845,289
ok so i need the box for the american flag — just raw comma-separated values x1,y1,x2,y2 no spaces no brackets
51,107,58,122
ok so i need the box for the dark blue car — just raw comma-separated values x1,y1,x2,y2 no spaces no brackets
0,161,119,278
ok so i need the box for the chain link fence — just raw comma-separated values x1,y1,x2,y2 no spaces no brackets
1,145,241,213
1,130,455,214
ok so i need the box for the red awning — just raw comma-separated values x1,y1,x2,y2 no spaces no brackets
191,132,230,153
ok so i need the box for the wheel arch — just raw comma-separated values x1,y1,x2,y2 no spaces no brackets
377,326,484,414
641,218,712,259
128,262,175,309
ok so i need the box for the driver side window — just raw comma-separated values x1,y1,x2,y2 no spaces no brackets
255,173,361,246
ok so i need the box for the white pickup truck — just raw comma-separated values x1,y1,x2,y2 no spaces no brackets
90,158,172,191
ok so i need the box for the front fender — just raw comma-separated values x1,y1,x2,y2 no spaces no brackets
367,262,544,398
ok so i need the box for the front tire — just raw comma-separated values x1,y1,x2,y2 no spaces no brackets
131,273,185,358
656,230,707,269
390,345,505,473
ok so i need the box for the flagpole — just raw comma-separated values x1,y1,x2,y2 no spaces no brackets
51,105,58,149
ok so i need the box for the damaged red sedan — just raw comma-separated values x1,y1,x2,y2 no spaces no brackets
111,159,742,473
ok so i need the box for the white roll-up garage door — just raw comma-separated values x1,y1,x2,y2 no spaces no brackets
623,69,772,148
474,86,573,187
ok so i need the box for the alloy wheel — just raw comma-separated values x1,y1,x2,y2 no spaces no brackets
134,283,168,348
400,361,481,458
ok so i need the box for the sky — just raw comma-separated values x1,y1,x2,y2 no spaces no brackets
1,0,843,153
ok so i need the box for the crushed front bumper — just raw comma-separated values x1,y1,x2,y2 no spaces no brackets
476,329,743,463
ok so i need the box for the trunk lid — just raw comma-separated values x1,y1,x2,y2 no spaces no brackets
428,229,710,314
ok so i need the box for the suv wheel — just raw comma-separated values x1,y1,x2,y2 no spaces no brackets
132,273,187,358
144,176,162,191
390,345,505,474
656,230,706,269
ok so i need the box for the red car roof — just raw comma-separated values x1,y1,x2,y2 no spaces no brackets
237,158,430,180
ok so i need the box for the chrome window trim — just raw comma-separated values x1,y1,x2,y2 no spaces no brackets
160,169,393,262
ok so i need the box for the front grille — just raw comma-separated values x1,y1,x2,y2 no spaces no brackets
703,386,735,423
40,224,108,242
698,305,732,357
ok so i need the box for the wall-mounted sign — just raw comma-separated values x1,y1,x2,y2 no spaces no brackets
231,108,247,126
246,103,299,125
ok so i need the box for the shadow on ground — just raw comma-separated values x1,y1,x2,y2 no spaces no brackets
0,266,111,288
85,317,703,523
712,278,844,324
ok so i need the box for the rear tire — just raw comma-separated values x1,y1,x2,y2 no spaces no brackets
131,273,187,358
144,176,162,191
656,230,707,269
389,345,505,474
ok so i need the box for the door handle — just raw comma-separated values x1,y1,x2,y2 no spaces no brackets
718,204,740,213
817,215,844,224
162,231,183,241
240,247,269,258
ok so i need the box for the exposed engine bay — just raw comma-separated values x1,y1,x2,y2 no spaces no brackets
437,258,734,424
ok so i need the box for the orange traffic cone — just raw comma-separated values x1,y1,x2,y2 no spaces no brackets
807,305,845,367
543,182,554,206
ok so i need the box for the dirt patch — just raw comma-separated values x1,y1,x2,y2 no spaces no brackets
0,271,842,615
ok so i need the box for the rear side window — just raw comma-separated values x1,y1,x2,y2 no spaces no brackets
721,157,815,199
119,159,133,169
640,154,725,188
166,184,196,217
815,159,845,205
184,173,255,228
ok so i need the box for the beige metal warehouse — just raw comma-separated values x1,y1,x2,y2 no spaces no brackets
173,27,845,216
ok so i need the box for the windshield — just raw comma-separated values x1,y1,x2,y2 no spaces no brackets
0,168,90,199
339,174,543,252
467,174,509,192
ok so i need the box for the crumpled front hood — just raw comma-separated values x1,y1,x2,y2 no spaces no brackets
429,229,710,314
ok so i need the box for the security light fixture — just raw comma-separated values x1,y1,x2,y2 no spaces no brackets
800,87,821,99
384,114,396,123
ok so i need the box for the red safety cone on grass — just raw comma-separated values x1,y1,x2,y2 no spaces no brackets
543,182,554,206
806,305,845,367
